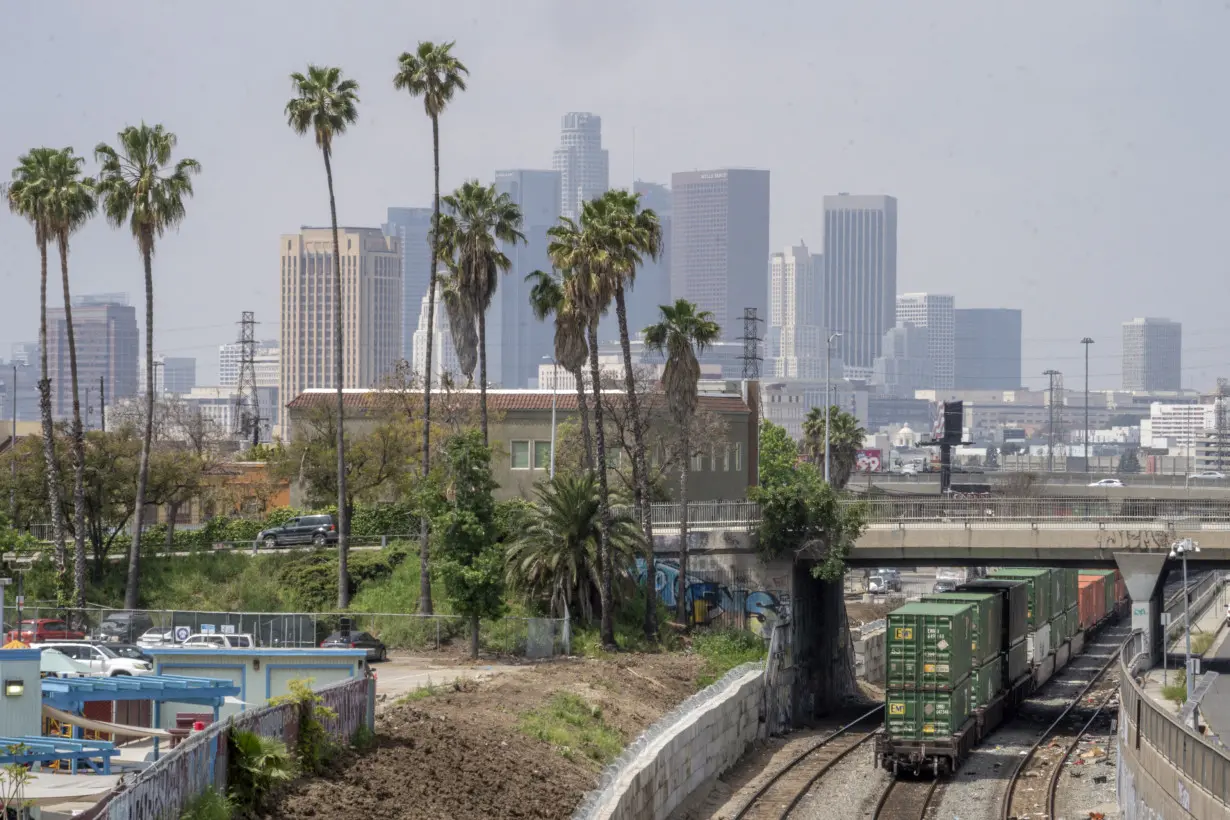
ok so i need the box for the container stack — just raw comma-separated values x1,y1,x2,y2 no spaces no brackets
957,578,1030,690
1078,568,1124,630
989,568,1055,661
886,602,976,739
1063,569,1080,641
919,590,1005,709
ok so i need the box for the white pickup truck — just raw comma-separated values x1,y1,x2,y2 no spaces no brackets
180,633,256,649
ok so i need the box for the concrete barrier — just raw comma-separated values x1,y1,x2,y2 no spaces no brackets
854,628,886,684
574,663,764,820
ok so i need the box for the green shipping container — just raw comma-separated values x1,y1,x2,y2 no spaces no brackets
1051,569,1065,614
970,656,1004,709
990,568,1054,628
887,602,975,691
1067,570,1078,613
1051,610,1066,651
886,678,973,740
1006,639,1029,685
1066,604,1080,639
920,592,1004,666
1081,569,1118,620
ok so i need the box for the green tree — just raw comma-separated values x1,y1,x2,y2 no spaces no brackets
437,180,525,443
94,124,200,610
644,299,720,624
434,430,504,658
1118,448,1141,474
526,268,593,468
802,405,867,490
758,420,800,489
285,64,360,609
506,472,640,624
393,41,469,617
5,148,71,589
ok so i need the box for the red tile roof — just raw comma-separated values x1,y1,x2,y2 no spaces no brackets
286,389,750,415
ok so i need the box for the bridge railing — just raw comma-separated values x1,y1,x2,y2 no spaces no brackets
614,500,763,529
860,471,1230,488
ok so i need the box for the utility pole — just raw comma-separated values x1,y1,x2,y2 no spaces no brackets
1044,369,1061,472
99,375,106,433
1081,338,1094,473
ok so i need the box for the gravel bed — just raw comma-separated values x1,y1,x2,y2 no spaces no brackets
1054,707,1120,820
790,741,891,820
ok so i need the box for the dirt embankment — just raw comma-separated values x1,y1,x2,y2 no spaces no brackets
270,654,705,820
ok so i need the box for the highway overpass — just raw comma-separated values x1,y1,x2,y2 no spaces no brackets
849,471,1230,499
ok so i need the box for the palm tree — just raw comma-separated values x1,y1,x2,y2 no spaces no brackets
644,299,720,624
285,65,359,610
590,189,663,639
6,148,71,585
94,126,199,611
526,268,593,469
506,473,640,624
802,405,867,490
393,41,468,616
45,150,97,610
437,181,524,444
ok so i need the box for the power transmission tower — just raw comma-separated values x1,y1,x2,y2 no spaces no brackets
234,311,263,447
1044,369,1063,471
737,308,763,380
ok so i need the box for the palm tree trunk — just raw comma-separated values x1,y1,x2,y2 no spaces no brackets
573,369,593,470
57,235,88,610
418,114,442,616
676,421,690,625
586,320,616,648
124,238,155,611
36,237,68,587
478,307,488,446
613,284,657,640
322,146,350,611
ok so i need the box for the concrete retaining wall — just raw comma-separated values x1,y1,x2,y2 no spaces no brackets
577,664,763,820
854,628,885,684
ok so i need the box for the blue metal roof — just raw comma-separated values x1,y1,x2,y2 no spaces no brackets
41,674,241,711
0,735,119,774
144,647,367,657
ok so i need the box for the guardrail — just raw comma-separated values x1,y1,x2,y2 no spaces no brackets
850,497,1230,525
859,472,1229,487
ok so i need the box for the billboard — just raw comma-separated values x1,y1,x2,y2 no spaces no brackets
856,449,883,472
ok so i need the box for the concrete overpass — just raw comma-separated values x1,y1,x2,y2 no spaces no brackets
851,472,1230,499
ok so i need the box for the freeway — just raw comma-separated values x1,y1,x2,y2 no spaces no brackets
851,472,1230,499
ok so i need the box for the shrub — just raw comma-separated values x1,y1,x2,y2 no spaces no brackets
269,679,338,775
179,787,235,820
518,693,624,765
692,628,767,688
226,729,295,817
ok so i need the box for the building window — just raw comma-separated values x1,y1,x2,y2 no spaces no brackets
511,441,531,470
534,440,552,470
733,442,743,472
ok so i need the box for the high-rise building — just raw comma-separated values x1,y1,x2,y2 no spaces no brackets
279,227,401,425
670,169,771,340
160,357,196,395
46,294,139,419
610,180,673,344
954,308,1022,389
412,282,459,380
219,339,279,390
382,207,434,359
10,343,36,367
896,293,954,389
1122,317,1182,392
491,169,561,387
552,112,608,222
872,322,933,398
767,243,825,379
822,194,898,370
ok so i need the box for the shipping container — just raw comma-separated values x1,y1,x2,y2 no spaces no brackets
1027,623,1052,662
1066,605,1079,640
958,578,1030,648
1006,639,1029,685
920,592,1003,665
885,678,973,740
989,568,1053,628
1078,575,1106,630
887,602,974,690
1067,569,1079,613
1050,610,1066,651
969,655,1004,709
1080,569,1121,620
1051,568,1066,614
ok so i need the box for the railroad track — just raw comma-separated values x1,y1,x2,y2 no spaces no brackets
872,777,938,820
731,705,883,820
1000,634,1125,820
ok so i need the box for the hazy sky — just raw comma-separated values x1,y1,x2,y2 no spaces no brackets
2,1,1227,389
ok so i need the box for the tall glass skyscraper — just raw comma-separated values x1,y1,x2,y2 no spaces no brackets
822,194,898,369
552,113,608,222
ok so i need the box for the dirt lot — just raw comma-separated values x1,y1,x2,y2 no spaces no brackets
271,653,706,820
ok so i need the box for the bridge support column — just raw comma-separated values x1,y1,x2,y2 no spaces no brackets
1115,552,1168,664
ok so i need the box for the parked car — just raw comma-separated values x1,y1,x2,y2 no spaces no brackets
1088,478,1124,488
95,611,155,643
872,568,903,592
868,575,892,595
932,579,959,593
106,643,155,664
136,627,176,649
1190,471,1227,481
255,515,338,548
180,633,255,649
320,631,387,662
39,647,93,678
6,619,86,644
38,641,154,676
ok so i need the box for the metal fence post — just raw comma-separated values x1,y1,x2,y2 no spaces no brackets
436,617,440,650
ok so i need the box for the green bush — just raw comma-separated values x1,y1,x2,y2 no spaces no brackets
179,787,235,820
226,729,295,817
692,628,767,688
518,693,624,765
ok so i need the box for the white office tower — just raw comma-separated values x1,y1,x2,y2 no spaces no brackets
767,243,826,379
412,282,460,382
552,112,609,222
896,293,955,389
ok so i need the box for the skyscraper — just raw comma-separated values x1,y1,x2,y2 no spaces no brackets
219,339,279,390
491,169,561,387
599,180,673,344
160,357,196,395
670,169,771,339
822,194,898,369
1122,317,1182,392
412,282,459,380
896,293,955,389
280,227,401,428
46,294,139,419
552,112,608,221
383,207,434,359
872,322,932,398
954,308,1022,389
767,243,825,379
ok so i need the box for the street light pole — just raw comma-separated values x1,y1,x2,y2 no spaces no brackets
825,332,843,484
547,357,558,479
1171,537,1200,703
1081,338,1094,473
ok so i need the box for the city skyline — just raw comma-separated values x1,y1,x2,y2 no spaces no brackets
2,2,1226,391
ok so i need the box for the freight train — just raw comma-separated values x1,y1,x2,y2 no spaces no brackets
874,567,1128,776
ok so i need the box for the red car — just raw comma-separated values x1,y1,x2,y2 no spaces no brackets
6,619,86,643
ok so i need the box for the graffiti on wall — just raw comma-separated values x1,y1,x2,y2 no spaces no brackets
636,558,791,637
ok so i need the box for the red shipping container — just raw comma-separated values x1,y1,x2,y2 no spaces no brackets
1078,575,1106,630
